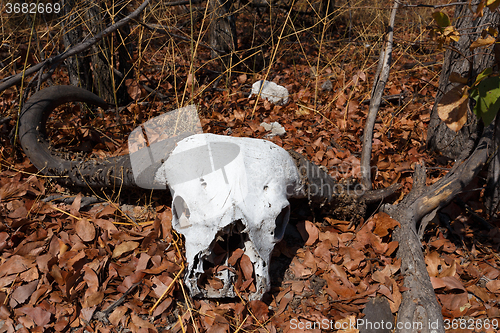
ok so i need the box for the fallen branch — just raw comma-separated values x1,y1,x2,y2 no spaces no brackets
382,122,495,333
0,0,151,93
362,183,400,203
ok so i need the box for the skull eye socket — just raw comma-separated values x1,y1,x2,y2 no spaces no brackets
173,196,191,228
273,205,290,241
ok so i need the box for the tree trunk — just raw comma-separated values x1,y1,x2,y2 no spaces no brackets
209,0,237,66
485,117,500,216
86,2,115,103
62,0,92,90
115,4,133,104
427,1,500,215
427,1,500,158
62,0,131,104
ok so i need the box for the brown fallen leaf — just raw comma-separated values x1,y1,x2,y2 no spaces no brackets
240,254,254,281
75,218,96,242
438,259,456,277
438,292,468,317
112,241,140,258
440,275,466,292
206,315,230,333
109,306,128,326
297,220,319,246
486,279,500,293
466,285,491,302
290,257,312,278
248,300,269,322
301,249,317,272
0,255,35,278
227,248,244,266
126,79,145,100
151,275,173,298
425,250,442,277
83,266,100,293
10,280,39,308
437,84,469,132
85,290,104,308
371,212,400,237
18,305,51,327
430,276,447,290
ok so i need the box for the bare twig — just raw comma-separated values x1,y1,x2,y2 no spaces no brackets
362,183,400,203
0,117,11,125
360,0,399,190
94,280,142,325
137,21,225,55
401,1,478,9
161,0,203,6
0,0,151,93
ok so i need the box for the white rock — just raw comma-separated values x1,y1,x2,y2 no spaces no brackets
260,121,286,137
250,80,289,105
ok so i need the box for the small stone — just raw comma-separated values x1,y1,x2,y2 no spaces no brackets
321,79,333,91
250,80,289,105
260,121,286,138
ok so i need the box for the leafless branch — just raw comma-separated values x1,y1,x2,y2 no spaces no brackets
401,1,478,9
161,0,203,6
0,0,151,93
137,21,224,54
360,0,399,190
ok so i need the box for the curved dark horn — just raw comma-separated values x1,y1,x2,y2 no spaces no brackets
288,150,399,204
19,85,137,188
287,150,339,205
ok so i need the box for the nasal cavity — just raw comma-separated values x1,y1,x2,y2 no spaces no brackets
203,220,247,269
173,196,191,228
273,205,290,241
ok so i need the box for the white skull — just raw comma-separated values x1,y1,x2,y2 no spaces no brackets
155,133,303,300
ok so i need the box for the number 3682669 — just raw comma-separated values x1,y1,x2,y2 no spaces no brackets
4,2,61,14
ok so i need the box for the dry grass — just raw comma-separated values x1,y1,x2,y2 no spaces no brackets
0,0,439,96
0,0,445,190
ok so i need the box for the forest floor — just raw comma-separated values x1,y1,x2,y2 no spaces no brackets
0,1,499,332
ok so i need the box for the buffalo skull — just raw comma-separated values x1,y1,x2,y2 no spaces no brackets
19,86,342,300
154,133,304,299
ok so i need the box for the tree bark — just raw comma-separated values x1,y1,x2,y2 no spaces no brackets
427,1,500,215
427,1,500,159
485,116,500,215
382,165,445,333
361,1,398,190
86,2,115,103
381,121,494,333
209,0,237,65
62,0,92,90
62,0,131,103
